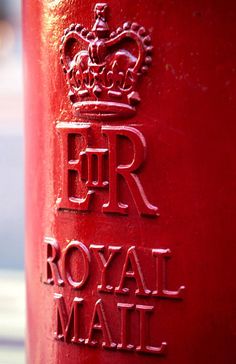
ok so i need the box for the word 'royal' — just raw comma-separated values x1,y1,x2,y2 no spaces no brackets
43,237,185,299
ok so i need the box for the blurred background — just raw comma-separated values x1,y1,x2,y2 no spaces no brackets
0,0,25,363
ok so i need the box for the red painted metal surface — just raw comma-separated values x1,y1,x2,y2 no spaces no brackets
24,1,236,363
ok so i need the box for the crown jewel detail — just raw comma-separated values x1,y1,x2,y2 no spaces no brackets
60,3,153,120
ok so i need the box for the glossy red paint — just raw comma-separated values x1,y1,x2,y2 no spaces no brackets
24,1,236,363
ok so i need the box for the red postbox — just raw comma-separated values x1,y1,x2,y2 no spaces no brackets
24,1,236,363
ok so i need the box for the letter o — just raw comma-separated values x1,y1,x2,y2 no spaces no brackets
62,241,90,289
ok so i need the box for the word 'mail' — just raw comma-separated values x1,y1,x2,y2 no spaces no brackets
54,295,167,355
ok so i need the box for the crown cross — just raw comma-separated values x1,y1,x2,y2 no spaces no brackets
60,3,153,120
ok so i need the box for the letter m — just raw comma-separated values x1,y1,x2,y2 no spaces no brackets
54,293,83,343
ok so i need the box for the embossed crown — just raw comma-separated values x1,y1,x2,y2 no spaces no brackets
60,3,153,120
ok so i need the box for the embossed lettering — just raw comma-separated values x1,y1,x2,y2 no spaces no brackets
152,249,185,299
115,246,151,296
43,237,63,286
57,123,158,216
136,305,167,355
117,303,135,351
102,126,158,216
86,299,116,349
62,241,91,289
90,244,121,293
81,148,108,187
56,123,94,211
42,238,185,357
54,293,84,343
53,294,168,355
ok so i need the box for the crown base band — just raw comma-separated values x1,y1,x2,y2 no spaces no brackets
73,101,136,120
